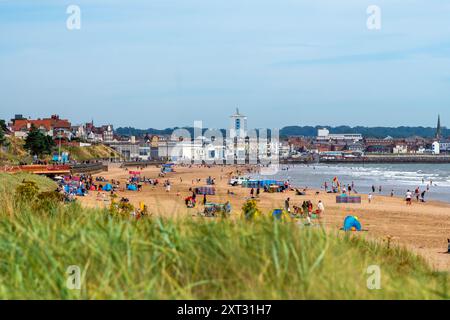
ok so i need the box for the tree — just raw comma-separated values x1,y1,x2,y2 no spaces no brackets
0,120,8,147
24,125,55,157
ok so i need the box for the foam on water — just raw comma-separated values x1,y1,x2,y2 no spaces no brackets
262,163,450,202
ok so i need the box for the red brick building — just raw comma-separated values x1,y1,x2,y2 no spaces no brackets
10,114,71,138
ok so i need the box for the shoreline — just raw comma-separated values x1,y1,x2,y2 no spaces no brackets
272,162,450,204
282,154,450,164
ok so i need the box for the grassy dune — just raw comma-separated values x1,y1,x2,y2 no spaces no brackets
0,172,56,193
0,137,31,165
0,136,119,165
0,174,448,299
61,144,120,162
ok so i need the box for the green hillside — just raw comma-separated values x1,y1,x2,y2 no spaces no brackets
0,136,119,165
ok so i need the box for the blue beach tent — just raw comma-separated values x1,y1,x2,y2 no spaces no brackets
103,183,113,191
162,163,175,173
127,184,138,191
272,209,283,220
342,216,362,231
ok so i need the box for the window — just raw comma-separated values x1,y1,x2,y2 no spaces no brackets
235,119,240,130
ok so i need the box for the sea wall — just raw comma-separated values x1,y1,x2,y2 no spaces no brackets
71,163,108,174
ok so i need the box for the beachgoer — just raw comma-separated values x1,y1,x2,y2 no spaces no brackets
406,190,412,205
284,198,290,213
421,190,426,202
302,201,308,216
415,187,420,202
317,200,325,214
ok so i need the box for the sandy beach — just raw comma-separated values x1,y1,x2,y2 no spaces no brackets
78,164,450,271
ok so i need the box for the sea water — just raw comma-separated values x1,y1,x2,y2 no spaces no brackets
258,163,450,203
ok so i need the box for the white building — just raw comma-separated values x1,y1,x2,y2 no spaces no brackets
432,141,440,155
316,128,363,143
102,125,114,142
393,144,408,154
158,140,207,163
438,140,450,153
154,108,278,164
87,131,103,143
71,125,86,139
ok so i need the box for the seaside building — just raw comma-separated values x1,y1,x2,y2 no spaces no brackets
439,140,450,154
316,128,363,143
109,136,158,161
85,122,115,143
157,138,206,163
71,121,115,143
10,114,72,139
393,143,408,154
71,125,86,139
432,141,440,155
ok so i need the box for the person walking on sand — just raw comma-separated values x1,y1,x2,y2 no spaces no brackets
372,185,376,193
317,200,325,215
368,193,373,203
421,190,426,202
406,190,412,205
203,194,207,206
256,187,260,197
250,188,254,198
284,198,290,213
307,201,313,214
415,187,420,202
391,190,394,197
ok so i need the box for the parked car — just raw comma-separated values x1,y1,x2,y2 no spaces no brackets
228,176,250,186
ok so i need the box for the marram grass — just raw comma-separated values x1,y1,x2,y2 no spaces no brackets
0,174,448,299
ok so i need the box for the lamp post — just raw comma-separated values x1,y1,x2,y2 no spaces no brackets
57,128,63,164
166,138,169,162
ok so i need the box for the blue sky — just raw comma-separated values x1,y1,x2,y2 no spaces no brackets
0,0,449,129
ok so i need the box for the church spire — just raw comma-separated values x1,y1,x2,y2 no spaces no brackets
436,114,441,140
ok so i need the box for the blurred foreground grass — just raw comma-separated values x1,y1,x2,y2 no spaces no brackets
0,173,448,299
